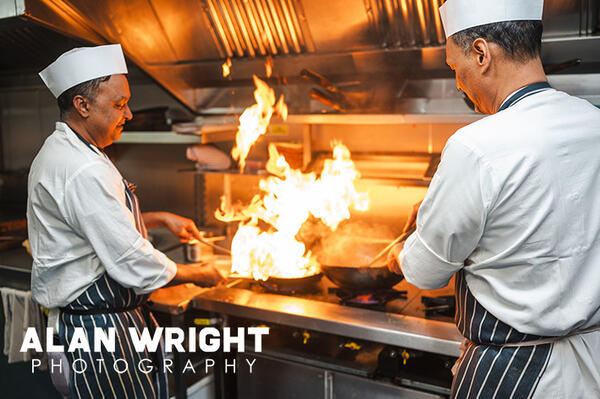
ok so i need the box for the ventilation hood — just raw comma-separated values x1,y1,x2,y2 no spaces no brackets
1,0,599,113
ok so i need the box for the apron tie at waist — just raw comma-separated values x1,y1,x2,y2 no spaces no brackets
489,324,600,348
60,302,146,316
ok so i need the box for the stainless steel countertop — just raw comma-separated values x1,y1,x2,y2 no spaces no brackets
148,283,210,315
192,285,463,357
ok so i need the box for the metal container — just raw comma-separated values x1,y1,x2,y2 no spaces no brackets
184,240,213,263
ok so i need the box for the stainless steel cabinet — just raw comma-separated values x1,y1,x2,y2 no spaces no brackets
236,353,445,399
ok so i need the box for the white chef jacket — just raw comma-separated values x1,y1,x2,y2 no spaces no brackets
27,122,177,309
400,88,600,337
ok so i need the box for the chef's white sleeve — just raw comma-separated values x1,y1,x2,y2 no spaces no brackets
400,136,495,289
63,161,177,294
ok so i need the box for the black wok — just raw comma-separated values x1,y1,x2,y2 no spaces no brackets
258,273,323,293
320,264,403,290
318,237,409,290
228,268,323,293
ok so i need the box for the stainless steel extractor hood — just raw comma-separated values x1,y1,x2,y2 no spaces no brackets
1,0,599,113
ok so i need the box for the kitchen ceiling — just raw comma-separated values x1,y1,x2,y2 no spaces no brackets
0,0,598,112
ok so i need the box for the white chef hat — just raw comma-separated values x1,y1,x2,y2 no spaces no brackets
439,0,544,39
39,44,128,98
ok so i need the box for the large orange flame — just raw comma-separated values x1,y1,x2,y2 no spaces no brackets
231,75,287,172
217,142,369,280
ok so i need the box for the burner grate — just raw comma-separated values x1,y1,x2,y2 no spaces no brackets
421,295,455,318
328,287,407,310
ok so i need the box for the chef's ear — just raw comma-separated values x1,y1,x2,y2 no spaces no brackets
472,38,491,73
72,95,91,118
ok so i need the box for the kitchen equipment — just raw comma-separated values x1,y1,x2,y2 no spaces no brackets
228,273,324,294
301,69,372,112
0,219,27,251
258,273,324,294
329,286,408,309
162,235,230,263
318,227,415,290
185,236,230,262
421,296,456,318
365,225,417,267
321,264,403,290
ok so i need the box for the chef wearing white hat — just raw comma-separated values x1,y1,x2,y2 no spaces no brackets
388,0,600,397
29,44,224,398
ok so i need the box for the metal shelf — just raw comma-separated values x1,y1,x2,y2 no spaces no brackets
117,132,204,144
179,168,267,176
179,169,432,187
286,114,483,125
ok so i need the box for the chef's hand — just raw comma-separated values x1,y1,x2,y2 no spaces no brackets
171,263,226,287
386,243,404,275
161,213,202,242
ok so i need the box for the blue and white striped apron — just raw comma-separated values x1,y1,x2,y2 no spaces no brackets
59,127,168,399
450,271,552,399
450,82,556,399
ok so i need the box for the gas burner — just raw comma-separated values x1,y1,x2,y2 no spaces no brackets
328,287,407,310
421,295,455,318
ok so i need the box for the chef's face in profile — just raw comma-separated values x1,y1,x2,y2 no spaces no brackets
84,74,133,148
446,37,489,114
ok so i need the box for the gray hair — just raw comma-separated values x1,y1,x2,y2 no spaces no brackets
451,20,543,62
57,75,111,118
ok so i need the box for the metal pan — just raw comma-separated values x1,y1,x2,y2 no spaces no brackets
258,273,323,294
320,264,402,290
227,272,324,294
318,234,411,290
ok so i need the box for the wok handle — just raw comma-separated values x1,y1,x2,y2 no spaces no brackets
192,237,232,255
365,225,416,267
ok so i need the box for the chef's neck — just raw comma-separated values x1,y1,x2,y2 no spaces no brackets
491,56,548,113
62,116,104,149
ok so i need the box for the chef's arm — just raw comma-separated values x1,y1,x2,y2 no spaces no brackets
398,137,493,289
142,212,202,241
141,212,168,229
167,263,225,287
63,162,178,294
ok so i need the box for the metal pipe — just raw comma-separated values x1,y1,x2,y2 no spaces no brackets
231,0,256,57
269,0,293,46
242,0,268,55
200,1,229,58
384,0,396,46
286,0,305,48
291,0,316,52
248,0,276,55
399,0,414,46
431,0,445,44
220,0,246,56
206,0,235,58
421,0,433,44
279,0,301,53
414,0,429,45
254,0,279,54
264,0,290,54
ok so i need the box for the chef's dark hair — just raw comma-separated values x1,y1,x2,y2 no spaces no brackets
57,75,111,118
451,20,543,61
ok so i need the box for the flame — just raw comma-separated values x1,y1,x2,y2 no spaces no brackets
222,58,232,78
231,75,287,172
265,55,274,78
217,142,369,280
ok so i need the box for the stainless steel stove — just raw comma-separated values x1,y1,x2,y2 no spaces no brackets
191,276,463,398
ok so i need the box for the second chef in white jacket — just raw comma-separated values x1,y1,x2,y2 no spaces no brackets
388,0,600,398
